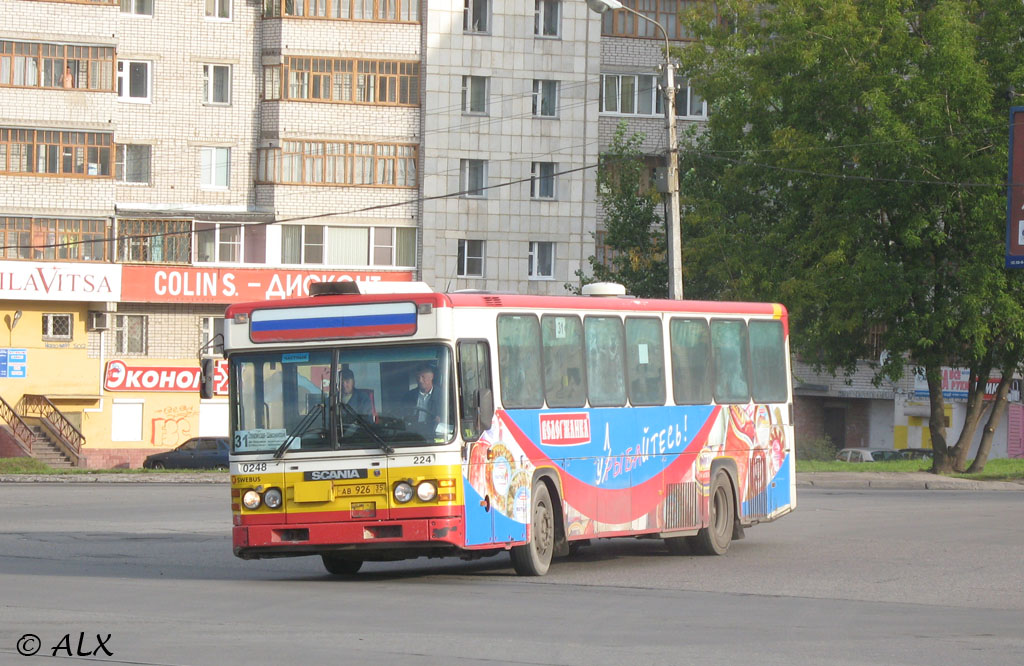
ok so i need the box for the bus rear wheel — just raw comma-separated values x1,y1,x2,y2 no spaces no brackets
511,482,554,576
691,470,735,556
321,553,363,576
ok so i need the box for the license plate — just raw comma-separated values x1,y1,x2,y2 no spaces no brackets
336,483,386,497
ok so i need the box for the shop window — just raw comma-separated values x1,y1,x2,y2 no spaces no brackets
42,313,73,341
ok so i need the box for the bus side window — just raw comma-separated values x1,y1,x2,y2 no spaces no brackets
457,340,493,440
541,314,586,408
497,315,544,409
710,319,751,403
625,317,665,406
670,318,712,404
584,316,626,407
748,320,788,403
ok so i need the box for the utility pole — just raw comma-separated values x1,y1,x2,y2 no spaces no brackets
586,0,683,299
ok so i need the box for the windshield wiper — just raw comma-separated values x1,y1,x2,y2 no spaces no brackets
274,402,325,459
338,400,394,455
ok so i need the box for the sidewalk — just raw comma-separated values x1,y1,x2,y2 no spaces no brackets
798,471,1024,491
2,471,1023,490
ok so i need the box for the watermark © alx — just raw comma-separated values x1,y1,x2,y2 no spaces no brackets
16,633,113,658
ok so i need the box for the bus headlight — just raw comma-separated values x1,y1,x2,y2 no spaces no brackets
416,481,437,502
242,490,261,510
393,482,414,504
263,487,283,509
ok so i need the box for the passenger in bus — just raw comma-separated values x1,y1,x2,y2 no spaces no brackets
340,368,374,419
404,363,444,436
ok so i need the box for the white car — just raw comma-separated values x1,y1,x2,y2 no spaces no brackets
836,448,902,462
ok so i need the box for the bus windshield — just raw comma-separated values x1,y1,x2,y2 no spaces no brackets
230,344,454,454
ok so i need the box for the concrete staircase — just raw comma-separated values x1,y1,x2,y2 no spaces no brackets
25,419,74,469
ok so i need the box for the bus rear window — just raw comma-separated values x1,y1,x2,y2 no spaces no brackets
749,320,788,403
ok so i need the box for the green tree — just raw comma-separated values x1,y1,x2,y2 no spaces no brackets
675,0,1024,473
571,123,669,298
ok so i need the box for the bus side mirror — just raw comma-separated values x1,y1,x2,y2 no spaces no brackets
478,388,493,431
200,357,215,400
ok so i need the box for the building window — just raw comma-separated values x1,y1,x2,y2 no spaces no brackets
195,223,241,263
464,0,490,33
530,161,556,199
1,217,108,261
202,64,231,105
281,225,324,264
115,144,151,184
371,227,416,266
532,79,558,117
200,147,230,189
600,73,707,119
0,128,113,178
120,0,153,15
600,74,657,115
0,41,116,92
42,313,73,341
206,0,231,19
461,75,488,115
117,60,151,103
669,81,707,118
263,57,419,106
114,314,147,355
257,141,417,187
263,0,419,21
534,0,560,37
201,316,224,354
460,159,487,197
528,241,555,279
117,219,191,263
457,239,484,277
595,229,618,268
601,0,698,40
281,225,414,267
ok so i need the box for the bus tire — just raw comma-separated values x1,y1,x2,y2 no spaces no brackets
510,482,554,576
691,470,735,556
321,553,363,576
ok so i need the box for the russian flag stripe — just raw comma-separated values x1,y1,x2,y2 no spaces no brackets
250,303,417,342
252,312,415,332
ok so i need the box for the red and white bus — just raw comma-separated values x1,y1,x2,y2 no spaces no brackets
216,282,795,576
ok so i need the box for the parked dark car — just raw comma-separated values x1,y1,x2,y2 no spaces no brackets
143,437,229,470
900,448,934,460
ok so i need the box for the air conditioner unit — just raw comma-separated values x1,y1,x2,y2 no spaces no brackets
88,312,111,331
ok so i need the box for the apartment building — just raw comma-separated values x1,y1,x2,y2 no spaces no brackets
0,0,707,466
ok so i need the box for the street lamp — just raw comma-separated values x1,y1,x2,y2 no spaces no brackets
586,0,683,300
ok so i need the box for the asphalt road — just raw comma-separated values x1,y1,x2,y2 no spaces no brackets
0,483,1021,665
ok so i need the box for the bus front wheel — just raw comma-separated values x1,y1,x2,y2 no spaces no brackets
690,470,735,556
321,553,363,576
511,482,554,576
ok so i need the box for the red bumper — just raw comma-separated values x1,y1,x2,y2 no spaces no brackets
234,516,464,552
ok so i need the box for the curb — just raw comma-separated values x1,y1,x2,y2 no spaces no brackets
797,473,1024,492
0,473,228,484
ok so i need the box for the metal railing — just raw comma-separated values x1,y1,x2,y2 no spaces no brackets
17,394,83,464
0,394,36,455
